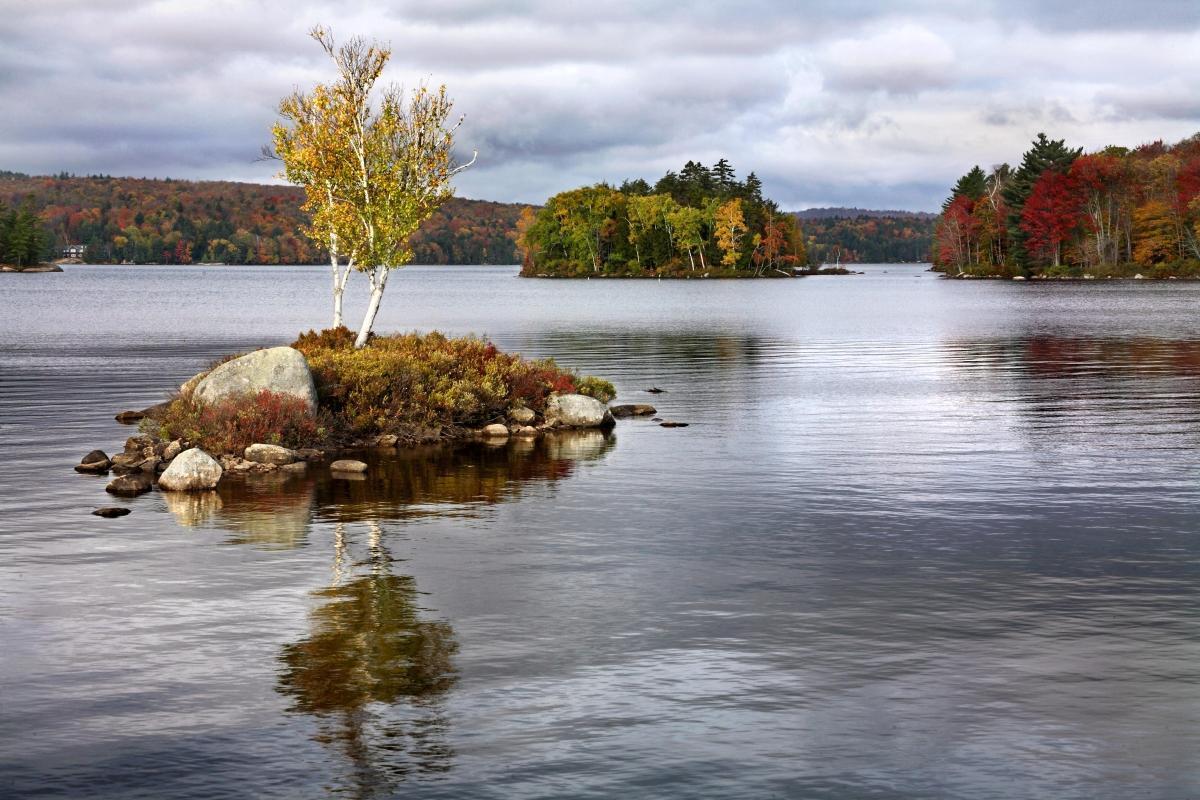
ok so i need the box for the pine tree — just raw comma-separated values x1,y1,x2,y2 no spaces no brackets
712,158,736,191
743,172,763,203
942,166,987,210
1003,133,1081,268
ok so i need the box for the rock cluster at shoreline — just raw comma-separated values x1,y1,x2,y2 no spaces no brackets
75,343,675,515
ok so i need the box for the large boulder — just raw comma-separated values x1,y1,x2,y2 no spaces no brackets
158,448,223,491
544,394,614,429
193,347,317,414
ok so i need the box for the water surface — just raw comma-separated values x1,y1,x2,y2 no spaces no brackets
2,264,1200,799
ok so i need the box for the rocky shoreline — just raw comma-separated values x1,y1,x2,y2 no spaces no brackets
1,262,63,273
77,343,665,513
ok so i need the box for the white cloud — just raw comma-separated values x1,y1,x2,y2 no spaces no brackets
0,1,1197,210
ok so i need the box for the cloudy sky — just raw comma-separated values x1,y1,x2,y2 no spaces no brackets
2,1,1198,211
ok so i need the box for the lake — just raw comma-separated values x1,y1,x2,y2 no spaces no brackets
2,264,1200,799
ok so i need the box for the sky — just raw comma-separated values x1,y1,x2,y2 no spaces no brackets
2,0,1199,211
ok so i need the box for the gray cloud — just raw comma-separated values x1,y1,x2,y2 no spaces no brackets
0,1,1197,210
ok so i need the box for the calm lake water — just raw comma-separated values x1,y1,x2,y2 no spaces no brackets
3,263,1200,799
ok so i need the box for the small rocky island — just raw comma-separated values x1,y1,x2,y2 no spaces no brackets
75,328,657,504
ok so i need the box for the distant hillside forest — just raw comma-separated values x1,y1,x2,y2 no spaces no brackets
932,132,1200,277
2,171,939,267
797,213,935,264
0,173,524,265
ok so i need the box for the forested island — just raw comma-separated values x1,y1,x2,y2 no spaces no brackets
933,132,1200,278
517,160,810,278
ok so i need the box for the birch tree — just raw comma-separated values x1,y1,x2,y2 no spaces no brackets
275,26,473,346
273,82,361,327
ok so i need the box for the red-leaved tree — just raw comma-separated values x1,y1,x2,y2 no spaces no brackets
1021,171,1084,268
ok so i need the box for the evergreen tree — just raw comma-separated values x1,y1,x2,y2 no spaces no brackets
942,166,987,210
1002,133,1081,268
743,172,763,203
619,178,651,196
712,158,736,191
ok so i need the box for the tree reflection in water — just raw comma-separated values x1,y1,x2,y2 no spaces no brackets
278,521,458,788
266,432,615,791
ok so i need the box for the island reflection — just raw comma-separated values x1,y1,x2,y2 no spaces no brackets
278,524,458,787
164,430,616,547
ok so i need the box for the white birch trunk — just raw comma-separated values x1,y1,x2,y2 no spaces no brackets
354,266,389,348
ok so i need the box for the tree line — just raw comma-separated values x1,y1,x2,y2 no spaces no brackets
517,160,807,277
933,132,1200,276
0,174,521,266
798,213,934,264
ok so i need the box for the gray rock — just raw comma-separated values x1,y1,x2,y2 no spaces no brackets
513,425,539,438
482,423,510,439
330,459,368,473
244,443,296,465
125,435,155,455
193,347,317,414
106,473,153,497
110,452,146,469
508,407,536,425
179,371,206,398
93,506,131,518
75,450,111,473
158,448,223,491
544,394,614,429
162,439,183,461
610,403,657,418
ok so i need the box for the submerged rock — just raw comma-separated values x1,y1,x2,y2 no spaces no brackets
92,506,131,518
106,473,153,497
659,421,689,428
544,394,614,429
645,387,666,394
244,443,296,465
330,459,368,473
158,448,223,491
114,410,146,423
193,346,318,413
610,403,657,418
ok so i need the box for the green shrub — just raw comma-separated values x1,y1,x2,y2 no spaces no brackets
576,375,616,403
290,329,583,435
